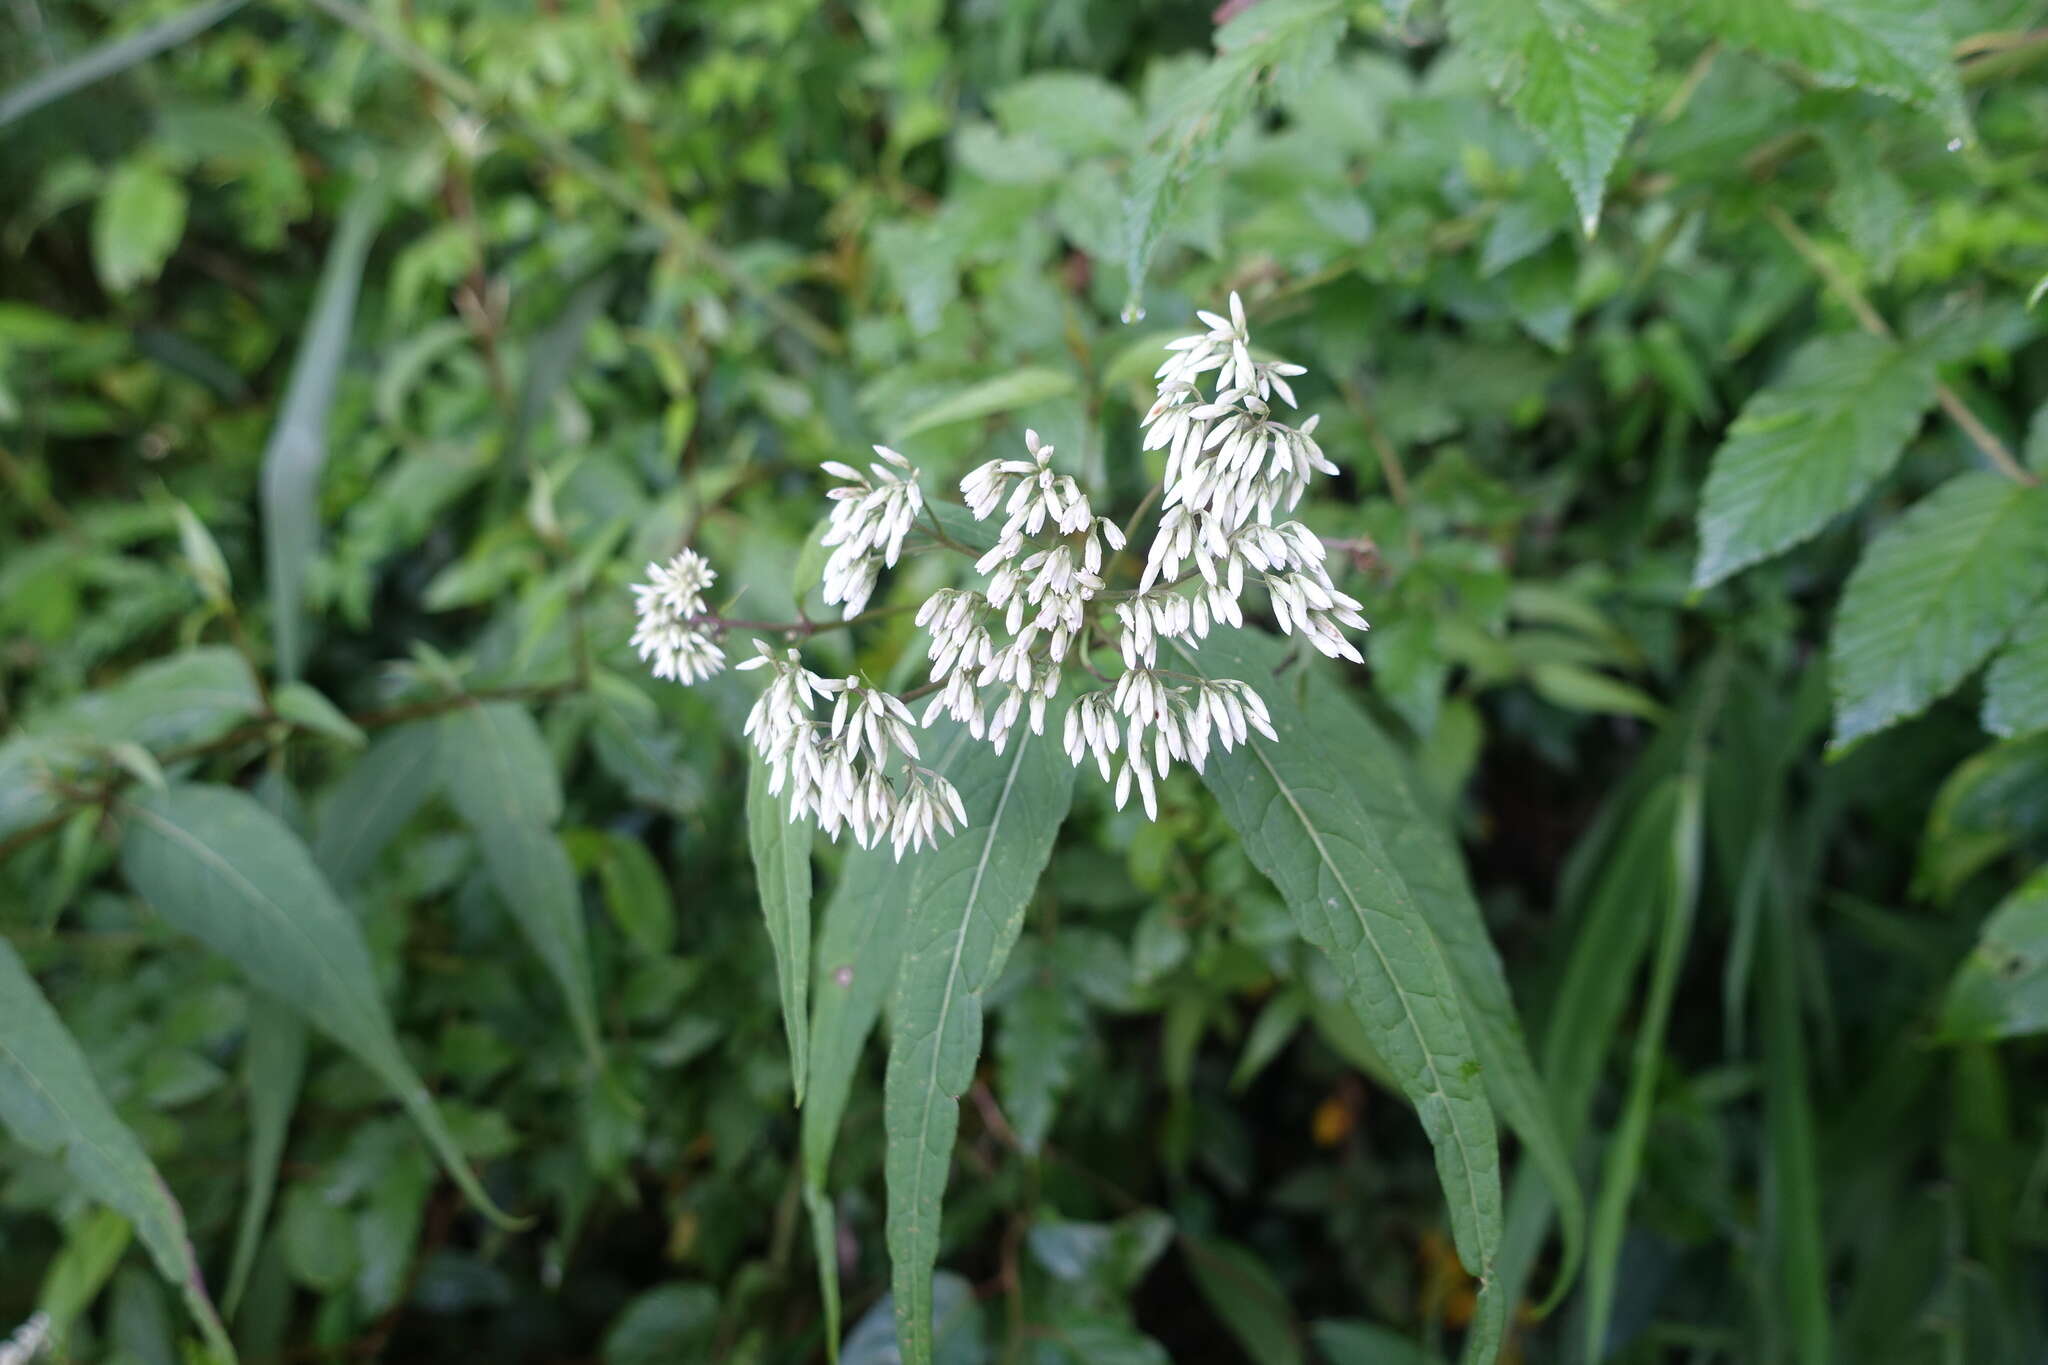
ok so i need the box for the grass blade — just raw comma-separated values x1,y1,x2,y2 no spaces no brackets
0,0,246,130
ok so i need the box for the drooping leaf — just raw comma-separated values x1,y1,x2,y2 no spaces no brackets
1692,333,1937,588
1168,637,1503,1362
0,940,235,1360
1687,0,1969,139
1830,475,2048,749
1941,868,2048,1041
434,702,600,1061
1583,776,1704,1359
1183,1234,1305,1365
1445,0,1653,235
118,783,514,1225
748,754,814,1104
0,0,247,129
1121,0,1345,313
1292,659,1586,1311
884,719,1078,1365
222,994,306,1317
892,367,1077,440
1985,602,2048,739
262,183,384,682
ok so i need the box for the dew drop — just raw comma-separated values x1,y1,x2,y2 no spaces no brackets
1947,137,1964,152
1121,301,1147,324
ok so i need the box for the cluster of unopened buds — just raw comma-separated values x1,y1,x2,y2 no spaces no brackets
628,294,1367,856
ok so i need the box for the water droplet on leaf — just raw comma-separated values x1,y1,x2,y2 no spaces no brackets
1947,137,1964,152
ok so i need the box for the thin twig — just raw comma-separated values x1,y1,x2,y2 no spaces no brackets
1764,204,2037,486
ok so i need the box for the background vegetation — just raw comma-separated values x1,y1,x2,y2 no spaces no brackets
3,1,2048,1362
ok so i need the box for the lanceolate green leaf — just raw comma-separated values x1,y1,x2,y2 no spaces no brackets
1941,867,2048,1041
1761,898,1830,1365
1830,475,2048,750
1686,0,1969,139
1446,0,1653,235
0,941,235,1361
1584,776,1703,1359
748,754,813,1104
1692,333,1937,588
1984,602,2048,740
262,183,384,682
118,783,514,1226
434,702,601,1061
0,0,247,130
883,720,1077,1365
1168,639,1503,1361
801,721,981,1360
1290,657,1585,1311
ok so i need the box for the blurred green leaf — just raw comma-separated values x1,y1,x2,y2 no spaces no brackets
1942,868,2048,1041
0,941,233,1359
892,367,1077,439
272,681,365,748
0,0,247,129
1183,1234,1304,1365
1985,602,2048,740
91,161,186,293
223,995,306,1317
119,783,514,1225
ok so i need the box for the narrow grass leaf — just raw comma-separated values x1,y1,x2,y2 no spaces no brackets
1762,902,1832,1363
0,0,247,130
262,184,384,682
222,994,305,1317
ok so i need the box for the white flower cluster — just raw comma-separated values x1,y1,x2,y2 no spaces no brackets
629,549,726,683
737,642,966,859
819,445,923,618
627,294,1370,853
1138,292,1367,663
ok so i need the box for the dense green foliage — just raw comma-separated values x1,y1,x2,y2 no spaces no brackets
3,1,2048,1362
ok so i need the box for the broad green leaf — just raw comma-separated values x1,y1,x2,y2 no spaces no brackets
891,367,1077,440
1445,0,1653,235
222,995,306,1317
1183,1234,1305,1365
990,72,1138,157
748,754,813,1103
1688,0,1969,139
1830,475,2048,749
884,719,1077,1365
1985,602,2048,739
0,941,234,1360
1583,777,1703,1358
262,183,383,682
1168,638,1503,1361
280,1183,355,1292
601,1283,718,1365
1311,1320,1438,1365
1292,658,1586,1312
0,0,247,129
434,702,599,1060
578,830,676,957
1941,868,2048,1041
844,1272,987,1365
1121,0,1345,313
310,723,438,886
1692,333,1937,588
91,160,187,293
118,783,514,1225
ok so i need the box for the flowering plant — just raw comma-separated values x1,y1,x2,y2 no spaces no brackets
629,294,1368,858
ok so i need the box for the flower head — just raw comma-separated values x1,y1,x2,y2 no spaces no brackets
631,550,726,683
